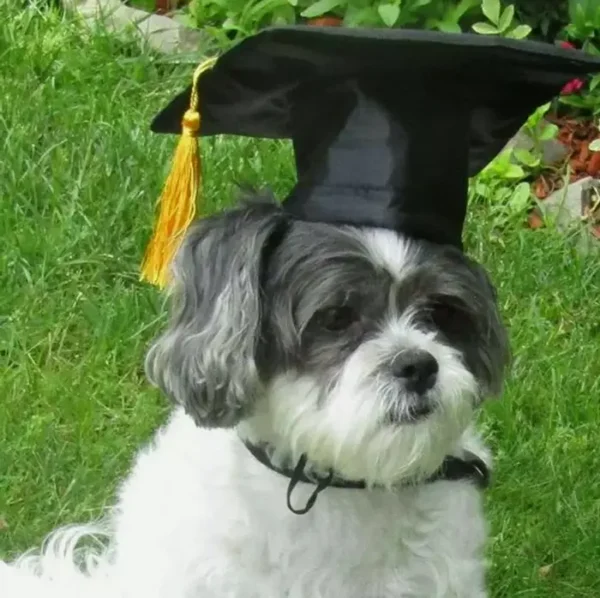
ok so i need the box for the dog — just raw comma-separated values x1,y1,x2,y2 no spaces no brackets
1,194,509,598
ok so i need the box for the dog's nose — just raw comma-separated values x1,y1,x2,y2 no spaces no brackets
391,350,439,394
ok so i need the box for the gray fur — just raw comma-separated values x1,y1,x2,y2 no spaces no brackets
146,196,509,428
394,242,509,396
260,222,393,376
145,198,286,428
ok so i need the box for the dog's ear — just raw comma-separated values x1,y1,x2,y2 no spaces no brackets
145,198,286,428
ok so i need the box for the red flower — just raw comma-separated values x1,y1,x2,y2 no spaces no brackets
560,41,576,50
557,41,585,94
556,40,586,94
561,78,585,95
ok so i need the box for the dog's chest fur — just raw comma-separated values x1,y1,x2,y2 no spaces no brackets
110,409,488,598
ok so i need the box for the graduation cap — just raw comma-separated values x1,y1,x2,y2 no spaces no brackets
140,26,600,288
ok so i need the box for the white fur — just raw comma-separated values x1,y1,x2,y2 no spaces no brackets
359,228,418,280
1,230,495,598
242,316,478,487
2,410,491,598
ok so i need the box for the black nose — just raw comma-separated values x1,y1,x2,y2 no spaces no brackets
391,351,439,394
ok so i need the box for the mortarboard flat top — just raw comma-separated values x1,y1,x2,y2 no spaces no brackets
150,26,600,249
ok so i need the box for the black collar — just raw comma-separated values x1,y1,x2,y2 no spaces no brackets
243,441,490,515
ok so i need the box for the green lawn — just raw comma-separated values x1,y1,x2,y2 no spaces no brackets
1,3,599,596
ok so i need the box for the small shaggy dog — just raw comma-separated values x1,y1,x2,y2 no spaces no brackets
1,196,509,598
5,22,599,598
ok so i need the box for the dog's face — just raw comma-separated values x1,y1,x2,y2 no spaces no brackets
146,198,509,485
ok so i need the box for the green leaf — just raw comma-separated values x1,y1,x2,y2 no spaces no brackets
508,182,532,212
481,0,500,25
584,40,600,56
590,139,600,151
497,4,514,32
525,102,551,129
506,24,532,39
573,4,587,28
378,3,401,27
435,20,462,33
344,5,380,26
271,4,296,24
222,16,238,29
590,74,600,90
494,147,512,168
568,0,584,24
538,101,552,115
514,148,539,167
473,181,489,197
450,0,482,21
245,0,287,21
538,123,559,141
563,23,577,38
287,0,298,5
558,96,588,109
504,163,526,179
172,12,196,27
300,0,342,18
472,21,500,34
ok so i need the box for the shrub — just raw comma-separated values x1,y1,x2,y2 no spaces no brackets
181,0,537,42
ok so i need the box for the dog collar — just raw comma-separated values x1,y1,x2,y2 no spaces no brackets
243,440,490,515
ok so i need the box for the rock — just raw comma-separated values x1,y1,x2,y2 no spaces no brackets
540,176,593,225
537,176,600,253
504,120,569,166
63,0,208,55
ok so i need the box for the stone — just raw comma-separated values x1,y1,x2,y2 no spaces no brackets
504,119,569,167
537,176,600,254
63,0,208,55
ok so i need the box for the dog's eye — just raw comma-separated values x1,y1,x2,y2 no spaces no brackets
431,302,458,327
315,306,359,332
423,297,471,336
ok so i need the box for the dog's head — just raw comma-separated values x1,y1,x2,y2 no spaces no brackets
145,196,509,485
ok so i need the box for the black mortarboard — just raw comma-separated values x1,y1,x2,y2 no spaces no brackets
141,26,600,287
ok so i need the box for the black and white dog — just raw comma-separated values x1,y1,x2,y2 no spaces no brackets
4,24,600,597
1,195,509,598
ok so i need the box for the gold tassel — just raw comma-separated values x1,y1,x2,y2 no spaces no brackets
140,56,218,289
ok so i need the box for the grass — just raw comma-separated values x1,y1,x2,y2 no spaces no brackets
1,3,599,596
